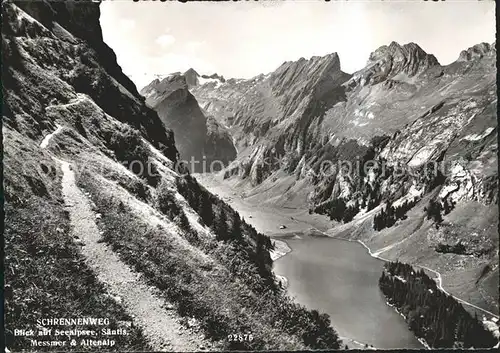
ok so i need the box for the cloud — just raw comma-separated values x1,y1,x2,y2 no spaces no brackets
156,34,176,48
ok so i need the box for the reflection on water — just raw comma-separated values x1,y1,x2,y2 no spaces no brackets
273,235,423,349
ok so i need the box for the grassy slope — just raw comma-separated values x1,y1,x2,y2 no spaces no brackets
72,144,341,350
3,2,343,350
336,189,499,316
3,130,150,351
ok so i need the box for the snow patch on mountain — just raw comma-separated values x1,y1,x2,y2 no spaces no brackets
393,183,424,207
198,76,222,88
461,127,495,141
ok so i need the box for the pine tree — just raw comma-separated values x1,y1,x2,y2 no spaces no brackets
426,199,443,225
199,192,214,227
379,261,496,349
174,211,190,231
216,207,228,241
231,213,242,240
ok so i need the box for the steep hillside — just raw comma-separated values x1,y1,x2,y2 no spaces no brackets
191,42,498,316
140,72,236,172
3,1,342,351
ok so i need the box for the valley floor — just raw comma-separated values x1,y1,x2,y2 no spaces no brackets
193,173,332,236
195,172,499,339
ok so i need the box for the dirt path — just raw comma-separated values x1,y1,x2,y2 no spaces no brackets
197,172,499,329
355,238,499,320
55,157,206,351
417,264,499,319
40,124,63,148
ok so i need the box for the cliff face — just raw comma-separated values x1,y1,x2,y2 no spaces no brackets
191,41,497,205
350,42,440,87
141,72,236,172
2,0,178,160
15,0,140,98
191,41,498,314
3,1,342,351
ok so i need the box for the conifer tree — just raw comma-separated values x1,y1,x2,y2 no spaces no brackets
378,261,496,348
231,213,242,241
426,199,443,225
216,207,228,241
199,192,214,227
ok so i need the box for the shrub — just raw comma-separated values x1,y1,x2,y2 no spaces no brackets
314,198,360,223
373,199,418,231
435,241,468,255
118,178,150,202
424,199,443,227
155,182,182,219
77,170,342,350
103,124,161,187
155,181,200,245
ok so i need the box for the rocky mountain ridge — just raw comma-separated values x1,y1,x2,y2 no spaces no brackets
190,40,496,204
188,41,498,315
140,72,236,172
183,68,226,89
348,41,440,88
3,1,342,351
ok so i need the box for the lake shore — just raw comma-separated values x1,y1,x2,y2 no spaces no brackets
273,235,424,349
194,172,498,348
194,173,425,348
270,238,292,289
270,238,292,262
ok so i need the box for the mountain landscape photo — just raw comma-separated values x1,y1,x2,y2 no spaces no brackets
2,0,498,352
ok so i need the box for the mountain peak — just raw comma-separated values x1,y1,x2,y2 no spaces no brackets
349,41,440,87
182,69,226,88
184,68,200,76
370,42,439,66
200,73,226,82
280,52,341,70
457,42,495,62
184,68,200,87
140,73,188,106
388,41,403,51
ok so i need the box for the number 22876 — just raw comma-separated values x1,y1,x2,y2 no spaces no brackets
227,333,254,342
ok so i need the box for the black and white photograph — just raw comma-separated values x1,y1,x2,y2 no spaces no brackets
2,0,498,351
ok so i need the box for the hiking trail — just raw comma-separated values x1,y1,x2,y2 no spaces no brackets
55,157,208,351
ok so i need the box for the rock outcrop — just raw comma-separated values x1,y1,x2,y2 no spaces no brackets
191,41,498,315
184,68,200,87
458,42,496,62
347,42,440,88
141,73,236,172
3,1,343,351
191,41,497,207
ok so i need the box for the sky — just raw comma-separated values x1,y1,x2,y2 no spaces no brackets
100,0,496,89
